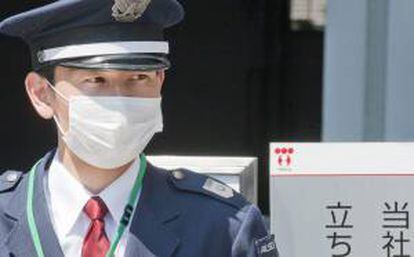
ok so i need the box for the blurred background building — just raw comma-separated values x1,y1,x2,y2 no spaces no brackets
4,0,412,213
324,0,414,143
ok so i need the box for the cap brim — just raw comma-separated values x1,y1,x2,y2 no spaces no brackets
57,53,170,71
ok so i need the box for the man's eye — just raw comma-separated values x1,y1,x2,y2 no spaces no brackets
85,77,106,83
131,74,148,81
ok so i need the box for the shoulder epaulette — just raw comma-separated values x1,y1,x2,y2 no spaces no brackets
168,168,249,209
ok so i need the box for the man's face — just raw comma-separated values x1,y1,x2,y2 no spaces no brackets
26,65,165,134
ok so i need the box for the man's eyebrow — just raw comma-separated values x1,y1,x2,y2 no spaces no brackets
67,68,102,79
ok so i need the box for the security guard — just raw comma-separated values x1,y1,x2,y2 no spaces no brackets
0,0,279,257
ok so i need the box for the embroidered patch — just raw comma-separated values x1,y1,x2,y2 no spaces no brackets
255,235,278,257
202,178,234,199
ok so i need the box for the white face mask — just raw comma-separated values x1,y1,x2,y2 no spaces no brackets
48,82,163,169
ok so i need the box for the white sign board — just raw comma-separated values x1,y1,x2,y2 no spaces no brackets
270,143,414,257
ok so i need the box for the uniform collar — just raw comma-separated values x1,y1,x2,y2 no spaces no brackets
99,158,140,225
125,162,181,257
47,151,140,239
3,150,182,257
3,150,64,257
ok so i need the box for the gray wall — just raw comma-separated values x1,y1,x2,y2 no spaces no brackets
323,0,414,141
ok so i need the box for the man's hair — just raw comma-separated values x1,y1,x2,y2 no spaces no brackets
36,65,55,83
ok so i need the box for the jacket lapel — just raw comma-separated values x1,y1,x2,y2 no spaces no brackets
125,163,181,257
2,152,181,257
3,151,64,257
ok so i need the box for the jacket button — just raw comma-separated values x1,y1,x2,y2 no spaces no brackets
6,173,18,183
172,170,185,180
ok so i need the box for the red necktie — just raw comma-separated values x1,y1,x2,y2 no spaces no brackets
82,196,110,257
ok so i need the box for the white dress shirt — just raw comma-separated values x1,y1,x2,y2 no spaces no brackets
43,153,141,257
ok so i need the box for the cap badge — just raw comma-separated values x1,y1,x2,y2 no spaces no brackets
112,0,151,23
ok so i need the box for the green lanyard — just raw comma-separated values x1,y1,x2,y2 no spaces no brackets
27,154,147,257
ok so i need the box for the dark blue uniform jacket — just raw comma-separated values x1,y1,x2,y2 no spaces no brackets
0,151,278,257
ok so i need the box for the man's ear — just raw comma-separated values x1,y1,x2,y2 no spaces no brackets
156,69,166,86
25,72,54,120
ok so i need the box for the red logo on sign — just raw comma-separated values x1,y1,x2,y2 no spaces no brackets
274,147,294,167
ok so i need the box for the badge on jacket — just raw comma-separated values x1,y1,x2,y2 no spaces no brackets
255,234,279,257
